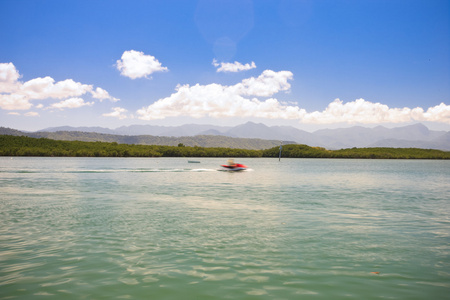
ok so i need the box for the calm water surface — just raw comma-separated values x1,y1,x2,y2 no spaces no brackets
0,157,449,299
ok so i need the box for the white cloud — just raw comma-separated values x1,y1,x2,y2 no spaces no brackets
116,50,168,79
212,59,256,72
103,107,128,119
6,111,39,117
0,94,32,110
0,62,119,110
231,70,293,97
421,103,450,122
21,77,92,100
3,62,449,126
300,99,450,124
49,98,94,110
0,62,21,93
136,68,450,125
91,87,119,102
136,70,300,120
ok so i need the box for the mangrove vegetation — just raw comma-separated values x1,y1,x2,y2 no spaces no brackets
1,135,449,159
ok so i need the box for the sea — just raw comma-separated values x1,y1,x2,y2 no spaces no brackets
0,157,449,299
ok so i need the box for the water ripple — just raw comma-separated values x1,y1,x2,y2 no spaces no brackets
1,157,449,299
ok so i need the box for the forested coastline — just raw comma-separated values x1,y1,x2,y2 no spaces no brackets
1,135,449,159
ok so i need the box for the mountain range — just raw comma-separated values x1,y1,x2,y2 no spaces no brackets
1,122,449,151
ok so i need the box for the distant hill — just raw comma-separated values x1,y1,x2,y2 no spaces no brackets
5,122,450,151
41,124,231,137
369,132,450,150
0,127,283,150
40,126,117,135
313,123,445,148
0,127,24,136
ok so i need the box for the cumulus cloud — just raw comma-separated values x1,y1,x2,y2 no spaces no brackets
48,98,94,110
3,62,449,126
21,77,92,100
136,69,450,125
421,103,450,122
212,59,256,72
116,50,168,79
136,70,300,120
0,62,119,110
91,87,119,102
300,99,450,124
0,94,32,110
0,62,21,93
103,107,128,119
231,70,293,97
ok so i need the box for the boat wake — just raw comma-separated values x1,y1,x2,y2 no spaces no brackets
8,168,252,174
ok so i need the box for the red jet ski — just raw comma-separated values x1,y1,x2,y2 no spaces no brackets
221,159,247,171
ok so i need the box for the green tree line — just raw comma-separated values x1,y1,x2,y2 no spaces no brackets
0,135,261,158
262,143,450,159
1,135,449,159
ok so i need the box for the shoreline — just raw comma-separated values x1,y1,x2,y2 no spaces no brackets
1,135,450,159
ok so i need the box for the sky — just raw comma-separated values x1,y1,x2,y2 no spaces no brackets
1,0,449,132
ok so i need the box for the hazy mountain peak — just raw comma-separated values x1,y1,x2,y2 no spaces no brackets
12,122,450,151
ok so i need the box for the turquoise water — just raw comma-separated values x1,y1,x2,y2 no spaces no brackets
0,157,449,299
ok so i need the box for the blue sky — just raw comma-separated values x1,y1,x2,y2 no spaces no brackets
1,0,449,131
